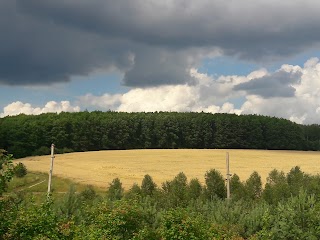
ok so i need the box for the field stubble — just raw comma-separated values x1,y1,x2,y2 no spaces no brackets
17,149,320,189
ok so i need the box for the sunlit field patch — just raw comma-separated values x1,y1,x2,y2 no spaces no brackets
17,149,320,189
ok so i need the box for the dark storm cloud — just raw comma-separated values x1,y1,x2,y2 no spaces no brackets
1,0,320,86
122,47,197,87
233,70,302,98
0,1,134,85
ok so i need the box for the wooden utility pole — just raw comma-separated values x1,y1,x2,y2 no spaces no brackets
226,152,231,199
47,144,55,196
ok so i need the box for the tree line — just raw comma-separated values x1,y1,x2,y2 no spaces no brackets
0,111,319,158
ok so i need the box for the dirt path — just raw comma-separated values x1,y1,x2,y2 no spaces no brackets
26,179,46,189
17,179,46,192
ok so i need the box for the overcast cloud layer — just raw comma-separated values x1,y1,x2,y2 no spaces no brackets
1,0,320,86
1,1,320,124
2,58,320,124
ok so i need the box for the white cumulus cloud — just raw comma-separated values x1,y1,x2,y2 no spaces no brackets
240,58,320,124
0,101,80,117
3,57,320,125
77,57,320,124
78,93,122,110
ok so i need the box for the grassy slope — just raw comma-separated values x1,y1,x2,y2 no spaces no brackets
7,171,104,197
15,149,320,189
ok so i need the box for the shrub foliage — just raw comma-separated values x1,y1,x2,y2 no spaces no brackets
13,162,27,178
1,166,320,239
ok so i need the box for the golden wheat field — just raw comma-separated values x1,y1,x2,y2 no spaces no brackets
17,149,320,189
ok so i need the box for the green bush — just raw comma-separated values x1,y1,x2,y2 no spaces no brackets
79,185,97,201
107,178,124,201
0,149,14,196
257,191,320,239
141,174,157,196
14,162,27,178
244,171,262,200
263,169,290,204
286,166,307,196
159,208,213,240
58,185,80,219
204,169,226,199
125,183,142,200
0,196,19,237
187,178,203,200
32,146,50,156
5,199,69,240
230,173,245,200
75,200,147,239
162,172,188,207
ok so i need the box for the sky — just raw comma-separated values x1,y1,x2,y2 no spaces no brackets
1,0,320,124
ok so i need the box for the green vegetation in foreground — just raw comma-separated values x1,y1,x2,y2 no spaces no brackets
6,171,103,199
1,163,320,239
